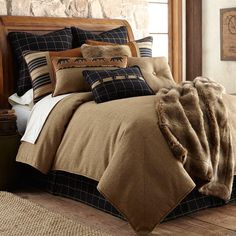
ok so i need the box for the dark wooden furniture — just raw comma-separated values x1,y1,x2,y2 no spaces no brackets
0,135,21,189
169,0,182,83
0,16,135,108
0,110,20,189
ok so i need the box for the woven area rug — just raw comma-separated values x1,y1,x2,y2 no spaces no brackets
0,191,112,236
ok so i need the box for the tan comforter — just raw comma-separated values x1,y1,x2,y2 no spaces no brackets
16,88,236,234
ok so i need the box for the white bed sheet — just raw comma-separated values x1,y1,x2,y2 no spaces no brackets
12,104,32,135
21,93,70,144
9,89,34,107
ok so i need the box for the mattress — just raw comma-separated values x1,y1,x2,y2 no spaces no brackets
29,170,236,222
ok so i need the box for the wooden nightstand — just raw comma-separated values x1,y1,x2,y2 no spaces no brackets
0,109,21,190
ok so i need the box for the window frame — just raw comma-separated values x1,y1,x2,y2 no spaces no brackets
148,0,202,82
168,0,182,83
147,0,183,83
186,0,202,81
148,1,169,58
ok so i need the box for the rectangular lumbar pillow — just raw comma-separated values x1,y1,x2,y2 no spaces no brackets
83,66,154,103
86,36,153,57
23,48,82,103
71,26,128,47
8,28,73,96
51,56,128,97
127,57,176,93
81,44,132,58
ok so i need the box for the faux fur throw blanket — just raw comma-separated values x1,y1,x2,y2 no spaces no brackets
156,77,235,201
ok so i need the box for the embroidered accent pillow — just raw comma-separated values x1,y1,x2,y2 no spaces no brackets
8,28,73,96
83,66,154,103
23,48,82,103
71,26,128,47
51,56,128,96
81,44,132,58
86,36,153,57
127,57,176,93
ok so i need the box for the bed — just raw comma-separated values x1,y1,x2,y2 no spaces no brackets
0,16,236,235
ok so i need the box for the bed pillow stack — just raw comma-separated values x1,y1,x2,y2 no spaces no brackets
8,24,175,104
9,26,130,102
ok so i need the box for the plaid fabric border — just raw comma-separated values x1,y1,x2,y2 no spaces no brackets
8,28,73,96
34,171,123,219
71,26,128,47
34,171,236,222
164,179,236,221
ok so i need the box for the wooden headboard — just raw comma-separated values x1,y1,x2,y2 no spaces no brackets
0,16,134,108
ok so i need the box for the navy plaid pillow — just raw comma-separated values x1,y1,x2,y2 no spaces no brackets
83,66,154,103
8,28,73,96
71,26,128,48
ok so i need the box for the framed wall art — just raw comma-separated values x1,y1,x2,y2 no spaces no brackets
220,8,236,61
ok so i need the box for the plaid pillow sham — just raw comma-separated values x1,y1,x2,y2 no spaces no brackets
83,66,154,103
8,28,73,96
71,26,128,48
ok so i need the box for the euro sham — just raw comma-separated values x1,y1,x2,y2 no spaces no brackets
71,26,128,47
8,28,73,96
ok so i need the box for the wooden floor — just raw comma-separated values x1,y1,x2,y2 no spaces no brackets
15,189,236,236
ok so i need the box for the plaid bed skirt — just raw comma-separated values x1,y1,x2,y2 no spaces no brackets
33,170,236,222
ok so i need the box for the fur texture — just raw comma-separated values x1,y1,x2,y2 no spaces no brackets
156,77,235,201
81,44,132,58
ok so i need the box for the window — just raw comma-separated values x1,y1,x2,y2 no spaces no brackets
148,0,169,58
148,0,182,83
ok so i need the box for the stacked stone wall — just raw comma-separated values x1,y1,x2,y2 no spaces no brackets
0,0,149,38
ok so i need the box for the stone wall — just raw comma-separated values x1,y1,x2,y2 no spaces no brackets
0,0,149,39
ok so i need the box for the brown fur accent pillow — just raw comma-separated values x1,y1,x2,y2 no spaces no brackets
81,44,132,58
85,39,139,57
51,56,128,96
86,37,153,57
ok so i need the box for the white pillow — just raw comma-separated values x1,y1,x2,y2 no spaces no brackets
8,89,34,108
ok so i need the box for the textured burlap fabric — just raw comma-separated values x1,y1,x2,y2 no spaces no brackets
17,93,195,234
0,191,112,236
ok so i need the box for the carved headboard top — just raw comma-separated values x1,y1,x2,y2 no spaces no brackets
0,15,134,108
